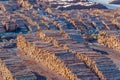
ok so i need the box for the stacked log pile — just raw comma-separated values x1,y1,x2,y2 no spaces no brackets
41,13,73,30
4,21,17,32
32,15,52,30
17,34,78,80
56,11,87,31
0,22,5,33
16,11,41,31
0,59,14,80
38,30,120,80
102,20,118,30
0,4,6,12
41,13,75,31
29,11,59,30
0,12,31,33
58,11,100,41
98,31,120,52
0,1,20,12
41,16,65,30
17,0,33,9
0,48,37,80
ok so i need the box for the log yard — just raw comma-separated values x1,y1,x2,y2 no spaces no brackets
0,0,120,80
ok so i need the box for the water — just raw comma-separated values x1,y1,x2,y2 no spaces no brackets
103,3,120,9
89,0,120,9
89,0,112,4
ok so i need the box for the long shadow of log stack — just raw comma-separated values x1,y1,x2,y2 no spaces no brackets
37,30,120,80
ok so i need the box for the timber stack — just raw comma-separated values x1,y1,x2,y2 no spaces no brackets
98,31,120,52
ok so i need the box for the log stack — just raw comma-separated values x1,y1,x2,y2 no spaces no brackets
98,31,120,52
0,4,6,12
16,12,41,31
0,25,5,33
5,21,17,32
17,0,33,9
0,59,14,80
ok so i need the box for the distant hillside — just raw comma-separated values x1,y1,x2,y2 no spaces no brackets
57,3,108,10
110,0,120,4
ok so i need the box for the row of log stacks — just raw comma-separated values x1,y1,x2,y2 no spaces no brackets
92,10,120,30
41,15,64,30
40,17,58,30
40,10,75,30
91,9,120,30
51,10,87,31
98,31,120,52
29,10,59,30
45,9,77,30
30,12,51,30
51,9,120,31
61,14,78,30
0,48,37,80
17,34,78,80
60,12,99,41
38,30,119,80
